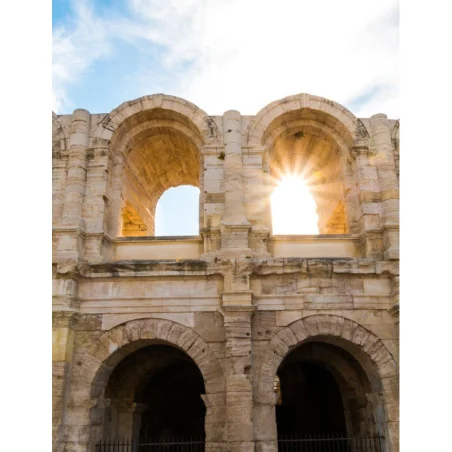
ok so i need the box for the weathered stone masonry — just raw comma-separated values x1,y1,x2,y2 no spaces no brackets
52,93,399,452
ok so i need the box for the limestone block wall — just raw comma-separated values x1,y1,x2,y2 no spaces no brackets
52,93,399,452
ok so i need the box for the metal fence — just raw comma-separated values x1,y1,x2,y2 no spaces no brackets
277,433,385,452
96,437,205,452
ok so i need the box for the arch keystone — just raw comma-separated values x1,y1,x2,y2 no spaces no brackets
316,315,344,337
303,316,320,336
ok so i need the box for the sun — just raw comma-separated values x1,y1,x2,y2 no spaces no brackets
271,174,319,235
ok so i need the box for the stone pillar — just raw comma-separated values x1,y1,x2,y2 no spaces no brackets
56,109,91,261
52,311,80,452
114,401,146,440
106,153,125,239
60,109,91,227
82,140,111,262
131,403,147,442
221,110,251,251
351,146,383,259
370,114,399,260
222,304,255,452
381,375,399,452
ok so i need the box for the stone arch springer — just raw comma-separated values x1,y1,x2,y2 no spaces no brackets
99,94,220,150
244,93,370,150
255,314,398,404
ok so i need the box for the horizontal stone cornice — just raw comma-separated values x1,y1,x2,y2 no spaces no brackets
67,256,399,279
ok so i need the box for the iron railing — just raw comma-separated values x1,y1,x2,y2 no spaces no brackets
96,437,205,452
277,433,385,452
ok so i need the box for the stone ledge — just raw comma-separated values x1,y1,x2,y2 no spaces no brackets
57,257,400,279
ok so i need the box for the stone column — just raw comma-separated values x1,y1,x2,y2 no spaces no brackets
114,401,146,441
52,311,80,452
370,114,399,260
351,146,384,259
60,109,91,227
56,109,91,261
106,153,125,239
82,139,111,262
222,304,255,452
220,110,251,251
131,403,147,442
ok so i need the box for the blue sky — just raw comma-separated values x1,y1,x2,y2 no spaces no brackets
53,0,399,116
53,0,399,236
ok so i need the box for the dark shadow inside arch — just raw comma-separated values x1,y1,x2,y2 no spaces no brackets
276,360,346,435
137,358,206,440
102,344,206,443
275,340,385,450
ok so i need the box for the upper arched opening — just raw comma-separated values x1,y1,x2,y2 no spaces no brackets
105,96,215,237
266,118,354,234
247,95,365,235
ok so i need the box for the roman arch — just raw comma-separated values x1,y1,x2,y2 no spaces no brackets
253,314,398,452
63,318,227,452
244,94,370,236
100,94,220,238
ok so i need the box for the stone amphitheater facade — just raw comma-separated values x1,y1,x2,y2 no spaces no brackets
52,93,399,452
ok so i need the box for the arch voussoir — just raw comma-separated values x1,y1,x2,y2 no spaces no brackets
124,319,144,342
196,354,223,381
361,333,381,355
166,321,191,346
351,324,373,348
154,319,173,341
174,327,199,352
269,334,290,357
288,320,310,342
341,318,360,342
377,358,398,379
276,326,298,347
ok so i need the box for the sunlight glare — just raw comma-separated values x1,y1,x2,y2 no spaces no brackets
271,175,319,235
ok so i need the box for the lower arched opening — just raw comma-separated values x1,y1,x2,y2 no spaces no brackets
96,344,206,451
275,340,385,451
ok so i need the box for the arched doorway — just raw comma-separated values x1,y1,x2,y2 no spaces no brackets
253,316,397,452
100,344,206,449
275,340,385,451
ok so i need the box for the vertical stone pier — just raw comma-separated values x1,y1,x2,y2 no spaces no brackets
351,145,383,259
57,108,91,261
370,114,399,260
222,300,255,452
220,110,251,252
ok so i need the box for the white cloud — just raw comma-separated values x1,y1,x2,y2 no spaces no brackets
53,0,399,117
52,0,112,111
